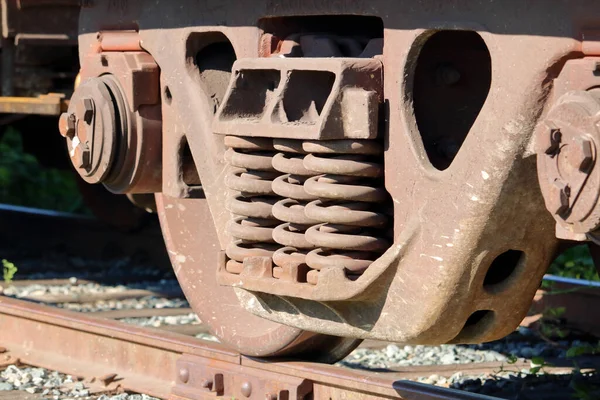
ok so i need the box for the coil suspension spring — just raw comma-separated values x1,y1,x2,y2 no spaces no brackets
224,136,280,273
302,140,390,283
223,136,390,284
270,139,319,282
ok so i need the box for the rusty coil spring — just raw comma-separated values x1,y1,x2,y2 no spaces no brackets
301,140,390,280
270,139,319,281
224,136,280,273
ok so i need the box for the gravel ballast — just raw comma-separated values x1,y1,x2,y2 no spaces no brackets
339,327,600,369
0,365,161,399
120,313,200,328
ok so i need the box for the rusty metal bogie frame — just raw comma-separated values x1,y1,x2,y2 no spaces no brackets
74,1,600,348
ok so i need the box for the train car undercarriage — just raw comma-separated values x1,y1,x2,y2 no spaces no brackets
59,0,600,361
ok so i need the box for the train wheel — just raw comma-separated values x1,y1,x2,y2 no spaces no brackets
156,193,360,362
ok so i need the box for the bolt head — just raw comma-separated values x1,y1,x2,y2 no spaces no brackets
82,98,95,124
58,113,76,138
577,138,594,172
550,180,571,217
72,144,91,171
178,368,189,384
545,128,562,155
240,381,252,397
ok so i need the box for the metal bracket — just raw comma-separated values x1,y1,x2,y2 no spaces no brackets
172,354,313,400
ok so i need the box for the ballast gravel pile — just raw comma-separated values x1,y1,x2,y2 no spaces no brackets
98,394,159,400
340,344,507,369
58,296,189,313
2,282,129,298
417,369,600,397
120,313,200,327
338,327,600,397
2,279,189,313
339,328,598,370
1,364,88,397
0,364,161,399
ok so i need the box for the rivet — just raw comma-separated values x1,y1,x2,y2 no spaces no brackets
179,367,189,384
240,381,252,397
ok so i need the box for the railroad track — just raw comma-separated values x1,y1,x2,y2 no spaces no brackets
0,273,598,399
0,278,598,400
0,204,599,399
0,295,500,400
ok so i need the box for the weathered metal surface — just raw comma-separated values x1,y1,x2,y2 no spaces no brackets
156,193,360,360
0,296,238,399
218,134,390,293
536,58,600,241
98,30,142,52
173,355,313,400
0,297,495,400
201,33,390,299
0,93,67,115
60,38,162,193
59,76,120,182
74,0,600,354
213,58,382,140
0,0,80,125
67,23,366,361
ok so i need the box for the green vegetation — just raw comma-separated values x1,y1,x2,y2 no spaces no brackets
566,342,600,358
0,128,86,213
2,259,17,283
549,245,600,282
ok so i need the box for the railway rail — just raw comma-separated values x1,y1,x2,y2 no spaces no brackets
0,273,598,400
0,296,498,400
